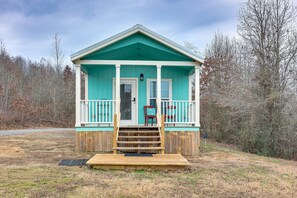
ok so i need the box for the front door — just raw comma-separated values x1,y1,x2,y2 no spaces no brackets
119,79,137,126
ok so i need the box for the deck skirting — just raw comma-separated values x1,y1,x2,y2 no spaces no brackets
76,130,200,156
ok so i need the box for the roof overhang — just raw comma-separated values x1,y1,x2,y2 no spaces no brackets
71,24,204,65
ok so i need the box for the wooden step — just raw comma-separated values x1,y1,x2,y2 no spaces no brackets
119,126,158,129
118,136,160,139
113,147,164,150
119,131,159,133
117,141,161,144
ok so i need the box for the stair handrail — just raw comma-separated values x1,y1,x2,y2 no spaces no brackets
116,113,120,140
113,113,120,154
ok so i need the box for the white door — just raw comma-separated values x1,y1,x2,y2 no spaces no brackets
115,79,137,126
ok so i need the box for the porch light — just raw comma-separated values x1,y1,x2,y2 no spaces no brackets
140,73,144,81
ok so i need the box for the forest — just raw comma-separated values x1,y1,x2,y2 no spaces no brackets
0,0,296,159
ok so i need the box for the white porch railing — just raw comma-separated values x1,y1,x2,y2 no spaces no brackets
80,100,116,124
161,100,195,125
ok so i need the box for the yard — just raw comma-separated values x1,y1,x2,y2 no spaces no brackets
0,130,296,198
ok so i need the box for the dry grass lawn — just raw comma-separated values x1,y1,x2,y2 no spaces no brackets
0,131,296,198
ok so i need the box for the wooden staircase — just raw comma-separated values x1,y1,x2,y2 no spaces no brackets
113,127,164,154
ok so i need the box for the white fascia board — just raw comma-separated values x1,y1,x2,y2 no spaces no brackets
71,28,139,61
76,60,200,67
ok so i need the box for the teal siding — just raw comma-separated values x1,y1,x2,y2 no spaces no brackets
87,65,190,124
82,33,194,61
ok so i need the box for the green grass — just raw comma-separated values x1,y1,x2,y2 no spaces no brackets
0,131,296,198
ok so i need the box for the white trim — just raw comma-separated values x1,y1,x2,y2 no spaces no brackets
113,78,138,126
72,28,139,61
195,66,200,127
139,28,204,63
146,78,172,105
188,74,192,101
71,25,204,63
115,64,121,116
156,64,161,116
75,65,81,127
84,73,88,100
75,60,199,67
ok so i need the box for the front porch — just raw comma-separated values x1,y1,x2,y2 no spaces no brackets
75,61,200,128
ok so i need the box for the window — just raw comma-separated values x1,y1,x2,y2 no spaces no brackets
147,79,172,107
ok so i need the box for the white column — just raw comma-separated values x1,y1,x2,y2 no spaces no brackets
75,64,81,127
156,64,162,117
188,74,192,101
84,73,88,100
115,64,121,116
195,66,200,127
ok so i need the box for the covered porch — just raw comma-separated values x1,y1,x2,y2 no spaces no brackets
75,60,201,129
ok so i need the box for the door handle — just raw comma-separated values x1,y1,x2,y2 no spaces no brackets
132,97,136,102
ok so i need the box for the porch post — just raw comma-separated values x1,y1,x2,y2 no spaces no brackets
115,64,121,116
195,66,200,127
156,64,162,118
84,73,88,100
75,64,81,127
188,74,192,101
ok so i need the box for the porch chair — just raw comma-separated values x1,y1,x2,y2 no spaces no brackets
144,105,157,126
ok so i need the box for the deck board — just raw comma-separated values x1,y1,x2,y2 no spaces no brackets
86,154,190,170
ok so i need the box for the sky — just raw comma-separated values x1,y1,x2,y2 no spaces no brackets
0,0,295,63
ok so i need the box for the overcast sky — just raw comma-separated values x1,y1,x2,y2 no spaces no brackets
0,0,296,62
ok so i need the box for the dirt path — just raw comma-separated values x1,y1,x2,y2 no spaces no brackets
0,128,75,136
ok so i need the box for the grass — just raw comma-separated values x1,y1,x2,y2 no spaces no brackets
0,131,296,197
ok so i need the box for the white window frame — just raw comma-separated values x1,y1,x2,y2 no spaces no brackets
146,78,172,105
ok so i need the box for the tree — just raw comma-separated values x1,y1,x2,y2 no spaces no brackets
51,33,65,73
238,0,297,156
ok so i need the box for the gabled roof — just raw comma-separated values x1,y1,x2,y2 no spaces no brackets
71,24,204,64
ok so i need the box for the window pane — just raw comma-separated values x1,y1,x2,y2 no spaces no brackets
150,81,156,98
150,99,156,107
161,81,169,98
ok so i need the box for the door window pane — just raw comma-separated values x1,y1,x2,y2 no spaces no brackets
120,84,131,120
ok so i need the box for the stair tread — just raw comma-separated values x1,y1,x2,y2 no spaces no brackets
114,147,164,150
119,131,159,133
118,136,160,138
117,141,161,144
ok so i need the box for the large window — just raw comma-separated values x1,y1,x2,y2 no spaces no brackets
147,79,172,107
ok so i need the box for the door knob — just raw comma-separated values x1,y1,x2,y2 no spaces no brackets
132,97,136,102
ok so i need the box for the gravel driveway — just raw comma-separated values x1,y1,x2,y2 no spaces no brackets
0,128,75,136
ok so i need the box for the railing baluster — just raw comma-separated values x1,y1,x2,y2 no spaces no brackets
181,102,183,123
96,101,98,123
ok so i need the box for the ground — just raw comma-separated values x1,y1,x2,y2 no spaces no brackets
0,130,296,198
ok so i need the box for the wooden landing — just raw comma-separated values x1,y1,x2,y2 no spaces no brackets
86,154,190,170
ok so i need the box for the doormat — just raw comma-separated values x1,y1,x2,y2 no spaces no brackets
124,153,153,157
58,159,89,166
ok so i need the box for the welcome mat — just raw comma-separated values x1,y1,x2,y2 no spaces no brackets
58,159,89,166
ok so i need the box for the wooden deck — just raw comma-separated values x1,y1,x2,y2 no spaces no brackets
86,154,190,170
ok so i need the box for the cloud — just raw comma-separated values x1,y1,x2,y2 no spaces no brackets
0,0,247,61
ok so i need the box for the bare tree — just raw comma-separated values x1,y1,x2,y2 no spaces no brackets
238,0,297,156
51,33,65,74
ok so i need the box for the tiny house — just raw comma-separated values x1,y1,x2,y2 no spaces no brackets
71,25,203,156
